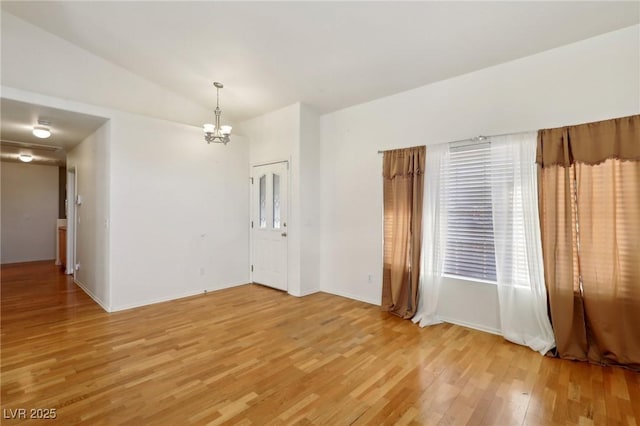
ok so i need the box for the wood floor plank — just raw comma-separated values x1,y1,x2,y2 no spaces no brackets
1,261,639,425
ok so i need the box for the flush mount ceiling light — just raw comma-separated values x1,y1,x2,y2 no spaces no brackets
19,154,33,163
203,82,232,145
33,126,51,138
32,120,51,139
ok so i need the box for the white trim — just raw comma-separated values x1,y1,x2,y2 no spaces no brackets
319,291,502,336
288,287,321,298
74,278,110,312
66,168,76,276
442,273,497,286
109,281,247,312
320,288,380,306
438,315,502,336
250,158,290,168
249,160,290,291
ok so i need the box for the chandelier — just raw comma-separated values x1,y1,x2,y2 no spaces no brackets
203,82,232,144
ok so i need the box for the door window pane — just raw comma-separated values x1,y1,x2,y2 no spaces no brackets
259,175,266,228
273,174,281,229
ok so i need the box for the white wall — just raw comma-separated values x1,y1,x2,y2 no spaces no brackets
109,116,250,311
67,122,111,308
243,103,299,164
241,103,302,296
2,8,252,311
241,102,321,297
299,105,321,295
3,7,638,328
1,162,59,264
2,86,251,312
318,25,640,333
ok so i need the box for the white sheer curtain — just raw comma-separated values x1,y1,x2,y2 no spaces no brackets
489,132,555,354
413,143,448,327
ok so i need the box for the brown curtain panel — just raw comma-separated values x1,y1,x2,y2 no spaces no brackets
537,114,640,369
382,146,425,319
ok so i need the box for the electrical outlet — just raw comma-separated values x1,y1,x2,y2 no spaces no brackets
367,274,373,283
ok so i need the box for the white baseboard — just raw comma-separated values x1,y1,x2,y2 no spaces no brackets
109,281,248,312
320,288,380,306
73,278,111,313
288,287,321,297
73,278,500,338
438,315,502,336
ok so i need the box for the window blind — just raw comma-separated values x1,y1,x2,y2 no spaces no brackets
442,142,497,282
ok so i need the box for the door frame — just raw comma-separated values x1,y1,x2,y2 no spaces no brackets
66,168,77,277
249,158,290,289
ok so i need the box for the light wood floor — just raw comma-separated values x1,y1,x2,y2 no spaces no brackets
1,262,639,425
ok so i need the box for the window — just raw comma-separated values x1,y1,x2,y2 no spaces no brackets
442,142,497,282
259,175,266,228
272,173,281,229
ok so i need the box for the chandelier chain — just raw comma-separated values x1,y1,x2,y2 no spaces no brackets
203,81,231,145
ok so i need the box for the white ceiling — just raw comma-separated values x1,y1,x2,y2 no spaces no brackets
1,98,108,165
2,1,639,123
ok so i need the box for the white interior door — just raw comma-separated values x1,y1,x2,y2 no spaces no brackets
251,162,288,291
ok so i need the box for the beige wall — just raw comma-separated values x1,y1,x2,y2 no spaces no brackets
1,161,59,264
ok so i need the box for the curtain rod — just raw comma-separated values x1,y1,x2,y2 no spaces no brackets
377,129,537,153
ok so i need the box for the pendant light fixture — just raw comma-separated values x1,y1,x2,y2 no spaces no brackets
203,82,232,145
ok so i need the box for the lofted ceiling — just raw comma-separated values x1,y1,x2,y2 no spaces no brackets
1,1,639,124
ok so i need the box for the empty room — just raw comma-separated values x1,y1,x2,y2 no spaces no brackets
1,1,638,425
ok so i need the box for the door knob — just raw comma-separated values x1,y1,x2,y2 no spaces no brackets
281,232,287,237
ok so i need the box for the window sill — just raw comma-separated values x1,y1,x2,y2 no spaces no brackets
442,273,497,286
443,274,535,290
